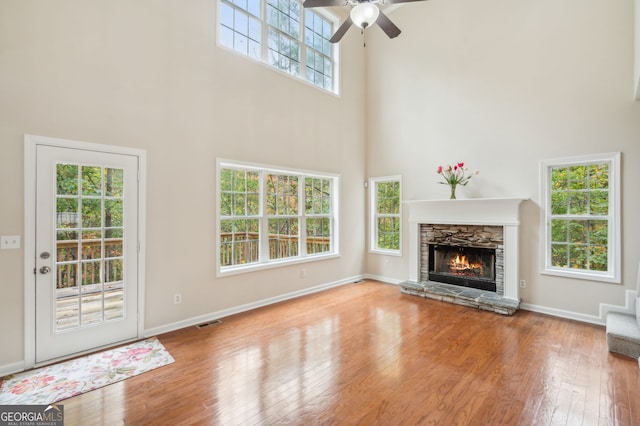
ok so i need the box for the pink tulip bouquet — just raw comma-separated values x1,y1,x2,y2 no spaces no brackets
436,162,478,199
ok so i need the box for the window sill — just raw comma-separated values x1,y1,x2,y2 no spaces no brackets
541,267,620,284
217,252,341,278
369,248,402,257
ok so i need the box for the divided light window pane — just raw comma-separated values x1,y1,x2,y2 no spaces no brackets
219,0,336,92
218,163,338,273
541,153,620,283
370,177,401,254
549,164,609,272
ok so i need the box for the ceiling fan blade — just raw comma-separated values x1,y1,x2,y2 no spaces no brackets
303,0,347,8
329,16,353,43
384,0,428,4
376,10,401,39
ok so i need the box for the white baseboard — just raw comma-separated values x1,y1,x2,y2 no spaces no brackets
598,289,637,319
0,361,25,377
362,274,403,285
143,275,363,338
519,303,604,326
1,275,630,375
368,273,625,327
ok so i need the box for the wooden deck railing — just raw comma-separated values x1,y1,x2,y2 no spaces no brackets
56,239,123,289
220,233,330,266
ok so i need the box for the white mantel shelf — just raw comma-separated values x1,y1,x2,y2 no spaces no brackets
404,198,529,226
404,197,529,304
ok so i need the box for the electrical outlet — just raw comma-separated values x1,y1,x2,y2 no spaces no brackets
0,236,21,249
519,280,526,288
174,293,182,304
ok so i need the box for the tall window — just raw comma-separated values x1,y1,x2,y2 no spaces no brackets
218,160,339,275
540,153,620,283
218,0,337,93
370,176,401,254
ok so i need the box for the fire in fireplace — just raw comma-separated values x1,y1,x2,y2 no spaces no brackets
428,245,496,292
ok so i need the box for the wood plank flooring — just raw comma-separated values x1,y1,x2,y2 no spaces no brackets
61,280,640,425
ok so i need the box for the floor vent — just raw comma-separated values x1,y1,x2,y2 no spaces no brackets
196,319,222,329
353,280,364,284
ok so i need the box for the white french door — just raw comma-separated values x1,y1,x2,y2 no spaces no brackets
28,137,143,364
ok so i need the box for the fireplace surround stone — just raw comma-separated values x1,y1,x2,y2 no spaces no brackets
401,198,527,315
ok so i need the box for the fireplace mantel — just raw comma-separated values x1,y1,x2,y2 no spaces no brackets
404,197,528,304
405,198,527,226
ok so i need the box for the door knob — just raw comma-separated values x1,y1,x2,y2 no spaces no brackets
39,266,51,274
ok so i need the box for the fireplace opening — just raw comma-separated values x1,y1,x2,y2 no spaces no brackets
428,245,496,292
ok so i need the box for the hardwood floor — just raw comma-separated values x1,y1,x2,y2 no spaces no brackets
61,280,640,425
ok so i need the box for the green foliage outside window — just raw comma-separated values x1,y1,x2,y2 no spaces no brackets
219,169,261,266
374,180,400,252
549,163,609,272
55,163,125,290
219,166,334,268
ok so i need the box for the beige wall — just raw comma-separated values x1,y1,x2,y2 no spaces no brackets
365,0,640,315
2,0,639,370
0,0,366,367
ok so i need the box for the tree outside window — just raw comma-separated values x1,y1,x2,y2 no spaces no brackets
218,161,338,275
370,176,401,254
541,153,620,283
219,0,337,93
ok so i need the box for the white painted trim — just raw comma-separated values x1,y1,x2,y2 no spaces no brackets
369,272,621,326
23,134,147,370
404,198,527,301
539,152,621,284
404,198,528,226
215,158,341,278
368,175,402,256
23,139,37,369
0,361,27,377
137,153,148,339
143,275,362,337
361,274,403,285
520,303,604,326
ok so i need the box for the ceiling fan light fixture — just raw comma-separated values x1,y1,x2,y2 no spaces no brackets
350,3,380,29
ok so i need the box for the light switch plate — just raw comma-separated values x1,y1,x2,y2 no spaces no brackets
0,236,21,249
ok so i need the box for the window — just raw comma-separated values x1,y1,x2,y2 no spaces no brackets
218,160,339,275
218,0,337,93
370,176,401,255
540,153,620,283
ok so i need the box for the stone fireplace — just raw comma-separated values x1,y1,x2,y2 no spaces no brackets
401,198,526,315
423,224,502,293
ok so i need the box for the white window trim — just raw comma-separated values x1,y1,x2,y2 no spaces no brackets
539,152,621,283
215,0,341,95
369,175,402,256
216,159,340,277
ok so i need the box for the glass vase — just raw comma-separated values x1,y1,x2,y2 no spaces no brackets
450,184,457,200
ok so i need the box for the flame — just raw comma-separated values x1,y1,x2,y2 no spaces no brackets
449,254,482,273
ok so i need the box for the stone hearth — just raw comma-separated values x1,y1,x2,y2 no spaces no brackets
401,281,520,315
402,198,527,315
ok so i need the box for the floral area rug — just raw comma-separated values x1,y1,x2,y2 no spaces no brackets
0,337,174,405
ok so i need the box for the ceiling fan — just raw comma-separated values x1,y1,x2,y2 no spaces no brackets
302,0,427,43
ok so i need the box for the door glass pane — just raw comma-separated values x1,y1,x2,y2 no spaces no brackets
55,163,126,332
56,198,79,228
104,200,123,227
82,166,102,196
82,199,102,228
104,168,124,197
104,288,124,320
56,164,78,195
